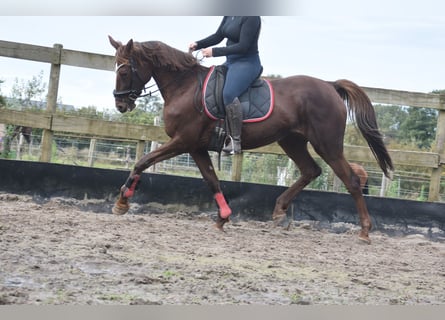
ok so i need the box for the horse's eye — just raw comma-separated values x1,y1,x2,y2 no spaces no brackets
117,65,131,78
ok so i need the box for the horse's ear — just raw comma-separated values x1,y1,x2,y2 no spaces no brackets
108,35,121,50
124,39,134,55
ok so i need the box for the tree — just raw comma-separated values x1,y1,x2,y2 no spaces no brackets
66,105,112,120
263,74,283,80
344,123,368,146
0,80,5,106
399,107,437,149
1,71,47,158
0,80,6,109
370,103,438,150
116,95,163,125
136,95,163,114
9,70,47,109
0,80,7,155
373,104,408,143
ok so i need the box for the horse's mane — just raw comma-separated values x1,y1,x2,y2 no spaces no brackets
133,41,200,72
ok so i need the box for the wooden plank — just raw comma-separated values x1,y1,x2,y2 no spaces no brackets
363,87,445,110
310,145,439,168
0,109,51,129
61,49,115,71
340,145,439,168
0,40,57,63
51,114,169,141
251,143,439,168
251,143,282,154
0,40,114,71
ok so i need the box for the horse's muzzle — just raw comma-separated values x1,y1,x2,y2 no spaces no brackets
116,103,127,113
115,100,135,113
113,88,139,113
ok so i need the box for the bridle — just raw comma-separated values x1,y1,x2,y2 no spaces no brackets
112,51,201,103
112,57,156,101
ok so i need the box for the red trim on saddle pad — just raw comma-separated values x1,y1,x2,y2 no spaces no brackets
202,66,219,121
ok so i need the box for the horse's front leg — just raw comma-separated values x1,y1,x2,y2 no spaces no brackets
111,172,140,215
112,139,184,215
189,149,231,231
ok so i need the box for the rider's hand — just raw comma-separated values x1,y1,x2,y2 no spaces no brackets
201,47,213,58
188,42,197,52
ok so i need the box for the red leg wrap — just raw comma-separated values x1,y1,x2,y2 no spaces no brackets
123,174,140,198
214,192,231,219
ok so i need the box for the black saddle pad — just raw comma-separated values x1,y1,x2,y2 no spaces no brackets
202,65,274,123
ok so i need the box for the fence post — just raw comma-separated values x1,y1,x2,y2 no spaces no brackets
277,166,287,186
16,133,24,160
148,116,160,173
428,107,445,201
380,173,388,197
332,175,341,192
87,138,97,167
231,153,243,182
135,140,145,162
39,43,62,163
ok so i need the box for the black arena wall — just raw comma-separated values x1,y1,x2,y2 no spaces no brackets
0,159,444,239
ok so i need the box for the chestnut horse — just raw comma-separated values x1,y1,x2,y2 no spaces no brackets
108,36,393,243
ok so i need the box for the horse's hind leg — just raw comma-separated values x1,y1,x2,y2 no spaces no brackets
273,136,322,224
325,156,372,243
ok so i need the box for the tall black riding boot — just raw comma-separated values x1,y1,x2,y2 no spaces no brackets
223,98,243,155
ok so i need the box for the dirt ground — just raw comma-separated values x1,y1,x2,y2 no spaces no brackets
0,192,444,305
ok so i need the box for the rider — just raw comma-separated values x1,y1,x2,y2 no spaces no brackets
189,16,263,154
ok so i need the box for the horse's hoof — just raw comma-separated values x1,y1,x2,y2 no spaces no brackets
273,213,287,227
358,237,371,245
213,223,226,232
214,216,229,232
112,202,129,215
358,232,371,245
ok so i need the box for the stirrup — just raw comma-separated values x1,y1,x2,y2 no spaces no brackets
222,137,242,155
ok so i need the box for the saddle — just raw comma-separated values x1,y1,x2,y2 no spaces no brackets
202,65,274,123
201,65,274,157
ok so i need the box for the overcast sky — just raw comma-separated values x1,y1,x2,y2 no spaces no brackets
1,10,444,110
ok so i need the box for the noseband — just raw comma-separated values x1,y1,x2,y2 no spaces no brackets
113,58,155,101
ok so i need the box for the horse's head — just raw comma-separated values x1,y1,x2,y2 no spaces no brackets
108,35,152,113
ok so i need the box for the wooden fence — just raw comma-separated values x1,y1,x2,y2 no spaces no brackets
1,40,444,201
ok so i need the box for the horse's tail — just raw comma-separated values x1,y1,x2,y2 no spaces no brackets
330,79,393,178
